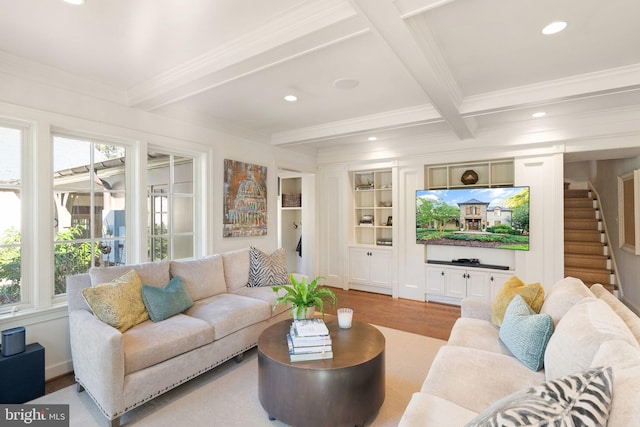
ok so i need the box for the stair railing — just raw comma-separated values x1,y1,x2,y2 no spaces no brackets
588,181,621,297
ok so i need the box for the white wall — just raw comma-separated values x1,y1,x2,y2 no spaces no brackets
592,155,640,312
0,70,315,379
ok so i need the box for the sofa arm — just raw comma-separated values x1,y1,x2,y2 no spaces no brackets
460,299,492,322
69,309,125,419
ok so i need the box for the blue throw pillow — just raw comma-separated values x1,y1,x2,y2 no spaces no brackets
142,276,194,322
499,295,554,371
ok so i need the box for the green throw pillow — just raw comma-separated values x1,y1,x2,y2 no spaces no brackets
499,295,554,371
466,366,613,427
142,276,194,322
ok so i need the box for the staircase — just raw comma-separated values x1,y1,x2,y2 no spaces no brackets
564,186,616,291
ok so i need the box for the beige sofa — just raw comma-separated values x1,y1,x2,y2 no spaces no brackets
67,248,294,427
399,277,640,426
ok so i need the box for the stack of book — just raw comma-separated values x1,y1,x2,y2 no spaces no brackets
286,318,333,362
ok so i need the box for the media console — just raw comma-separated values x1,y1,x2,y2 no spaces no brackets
425,261,514,305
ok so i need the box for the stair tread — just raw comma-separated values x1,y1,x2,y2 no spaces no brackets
565,266,613,273
565,253,607,259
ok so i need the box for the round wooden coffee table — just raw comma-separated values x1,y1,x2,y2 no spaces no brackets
258,318,385,427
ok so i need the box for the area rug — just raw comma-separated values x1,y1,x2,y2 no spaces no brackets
33,325,446,426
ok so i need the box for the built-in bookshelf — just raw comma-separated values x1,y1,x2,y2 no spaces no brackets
352,169,393,246
425,159,514,189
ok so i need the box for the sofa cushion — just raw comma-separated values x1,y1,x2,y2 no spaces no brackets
89,260,170,287
447,318,512,356
421,346,545,413
221,248,251,292
591,340,640,427
82,269,149,333
466,366,613,427
544,297,639,381
170,255,226,301
247,246,289,287
141,276,194,322
233,285,290,316
399,393,479,427
539,276,594,326
591,283,640,343
185,293,272,340
491,276,544,326
123,314,214,375
499,295,554,371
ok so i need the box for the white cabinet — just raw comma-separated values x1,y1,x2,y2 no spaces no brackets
349,247,392,295
425,264,513,305
488,271,514,300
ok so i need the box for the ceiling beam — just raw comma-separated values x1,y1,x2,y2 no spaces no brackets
128,0,359,111
349,0,474,140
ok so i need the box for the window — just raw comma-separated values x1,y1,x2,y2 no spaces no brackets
147,153,195,261
53,135,127,295
0,126,22,308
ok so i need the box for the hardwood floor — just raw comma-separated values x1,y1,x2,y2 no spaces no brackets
45,288,460,394
324,287,461,341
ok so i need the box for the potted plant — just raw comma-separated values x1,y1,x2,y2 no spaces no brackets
272,274,337,319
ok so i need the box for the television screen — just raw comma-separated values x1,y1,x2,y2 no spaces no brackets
416,186,530,251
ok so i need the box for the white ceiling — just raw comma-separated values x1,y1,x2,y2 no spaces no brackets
1,0,639,157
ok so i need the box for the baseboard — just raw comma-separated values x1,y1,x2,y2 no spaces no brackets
46,359,73,381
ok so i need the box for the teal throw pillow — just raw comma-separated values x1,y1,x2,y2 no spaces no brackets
499,295,554,371
142,276,194,322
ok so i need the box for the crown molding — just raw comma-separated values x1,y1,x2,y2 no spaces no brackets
0,51,128,105
128,0,358,109
461,64,640,116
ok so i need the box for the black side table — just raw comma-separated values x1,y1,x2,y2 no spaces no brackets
0,342,45,403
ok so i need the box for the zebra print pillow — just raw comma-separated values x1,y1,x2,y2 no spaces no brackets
466,366,613,427
247,246,289,287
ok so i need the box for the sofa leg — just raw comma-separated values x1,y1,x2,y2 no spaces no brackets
234,352,244,363
76,383,85,393
108,416,121,427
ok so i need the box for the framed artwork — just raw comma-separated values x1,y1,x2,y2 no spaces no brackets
223,159,268,237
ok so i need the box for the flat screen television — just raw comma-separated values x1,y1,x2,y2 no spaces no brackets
416,186,530,251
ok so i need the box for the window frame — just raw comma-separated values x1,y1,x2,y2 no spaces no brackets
0,115,207,320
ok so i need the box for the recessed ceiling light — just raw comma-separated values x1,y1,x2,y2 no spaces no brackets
284,95,298,102
333,78,359,90
532,112,547,118
64,0,85,4
542,21,567,35
368,136,377,141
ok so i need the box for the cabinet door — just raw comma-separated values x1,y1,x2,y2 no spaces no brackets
425,266,446,295
489,272,514,300
369,249,392,288
445,269,467,299
466,270,491,302
348,248,371,284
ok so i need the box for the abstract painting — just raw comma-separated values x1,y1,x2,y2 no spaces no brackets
223,159,268,237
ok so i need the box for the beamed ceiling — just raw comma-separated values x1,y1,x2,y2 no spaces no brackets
1,0,639,159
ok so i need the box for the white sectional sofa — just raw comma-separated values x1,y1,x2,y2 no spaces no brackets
67,248,294,427
399,277,640,426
